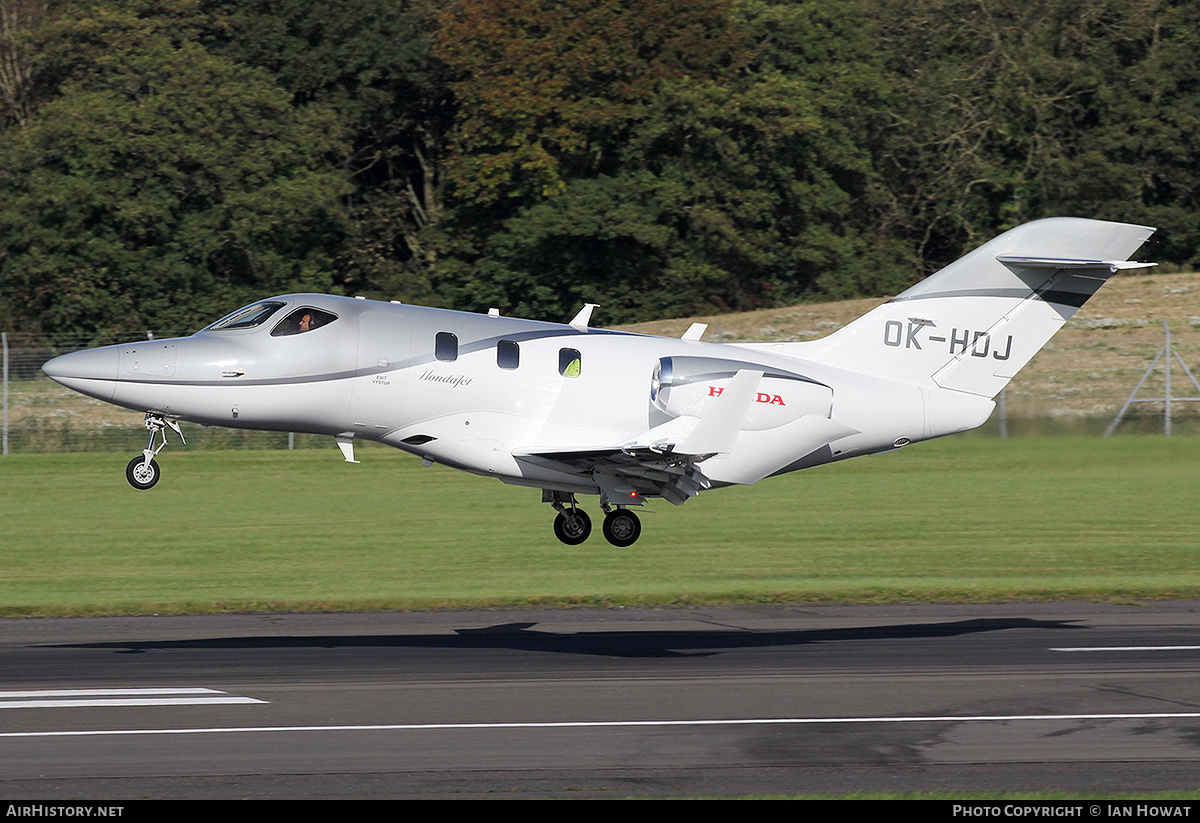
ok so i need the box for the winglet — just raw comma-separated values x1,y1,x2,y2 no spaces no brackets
680,369,762,455
681,323,707,341
569,303,599,329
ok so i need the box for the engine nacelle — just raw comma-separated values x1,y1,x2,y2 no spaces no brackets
650,356,833,431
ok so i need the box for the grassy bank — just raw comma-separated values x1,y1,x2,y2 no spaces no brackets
2,435,1198,616
5,271,1200,453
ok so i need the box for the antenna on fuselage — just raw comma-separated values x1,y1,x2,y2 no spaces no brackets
569,303,599,330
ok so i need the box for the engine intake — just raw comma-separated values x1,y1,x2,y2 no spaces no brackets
651,356,833,431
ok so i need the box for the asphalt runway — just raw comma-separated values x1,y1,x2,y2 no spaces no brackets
2,603,1200,799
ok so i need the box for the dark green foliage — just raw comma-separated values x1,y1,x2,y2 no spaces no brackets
0,0,349,341
0,0,1196,338
866,0,1200,275
429,0,918,321
201,0,453,297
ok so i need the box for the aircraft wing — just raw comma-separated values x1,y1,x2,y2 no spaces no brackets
512,443,714,506
514,369,765,505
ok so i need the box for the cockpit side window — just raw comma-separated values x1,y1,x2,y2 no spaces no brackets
270,307,338,337
204,301,286,331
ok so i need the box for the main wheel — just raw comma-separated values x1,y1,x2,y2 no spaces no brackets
553,509,592,545
125,456,160,490
602,509,641,547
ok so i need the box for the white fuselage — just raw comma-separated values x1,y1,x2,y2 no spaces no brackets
45,293,994,498
41,218,1157,545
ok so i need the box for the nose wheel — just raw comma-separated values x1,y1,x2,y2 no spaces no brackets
126,414,185,490
126,456,161,489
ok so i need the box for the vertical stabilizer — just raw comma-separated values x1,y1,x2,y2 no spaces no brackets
793,218,1155,398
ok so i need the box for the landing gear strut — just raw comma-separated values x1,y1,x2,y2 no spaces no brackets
126,414,185,490
549,491,592,545
545,491,643,546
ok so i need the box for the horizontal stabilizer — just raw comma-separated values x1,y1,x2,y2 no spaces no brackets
995,255,1156,272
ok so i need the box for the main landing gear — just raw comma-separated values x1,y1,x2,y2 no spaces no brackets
126,414,185,490
547,492,643,547
552,507,591,545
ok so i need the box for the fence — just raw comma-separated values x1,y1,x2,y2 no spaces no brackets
3,331,157,454
0,330,337,455
4,321,1200,455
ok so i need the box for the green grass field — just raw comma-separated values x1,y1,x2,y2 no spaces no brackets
2,434,1199,616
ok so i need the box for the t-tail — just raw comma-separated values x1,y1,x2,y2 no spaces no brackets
792,217,1156,398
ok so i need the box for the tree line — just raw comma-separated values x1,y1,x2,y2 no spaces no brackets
1,0,1196,343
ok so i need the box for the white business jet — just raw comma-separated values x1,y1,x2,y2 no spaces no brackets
42,217,1155,546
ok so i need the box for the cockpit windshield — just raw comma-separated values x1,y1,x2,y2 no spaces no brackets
271,307,338,336
203,301,287,331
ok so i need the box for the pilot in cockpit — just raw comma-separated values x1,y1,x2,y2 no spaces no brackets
272,307,335,336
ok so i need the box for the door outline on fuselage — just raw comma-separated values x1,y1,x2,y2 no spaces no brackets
348,310,411,434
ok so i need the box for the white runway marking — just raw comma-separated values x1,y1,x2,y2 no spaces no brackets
1051,646,1200,652
0,688,267,709
2,712,1199,738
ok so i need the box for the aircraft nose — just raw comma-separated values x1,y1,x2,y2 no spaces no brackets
42,346,119,402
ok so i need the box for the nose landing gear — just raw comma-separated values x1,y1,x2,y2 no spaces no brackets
126,414,185,490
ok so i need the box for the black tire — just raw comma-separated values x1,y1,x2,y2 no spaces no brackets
126,456,160,490
602,509,641,547
553,509,591,545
